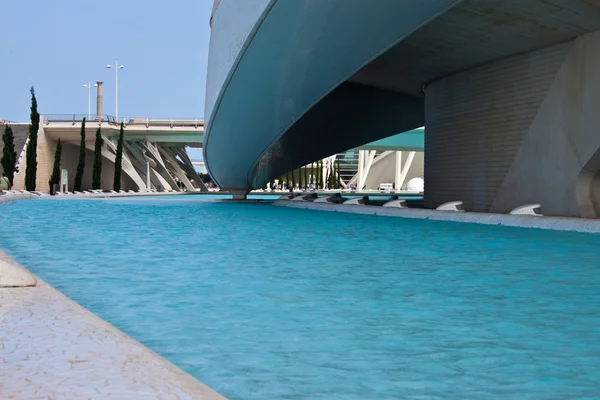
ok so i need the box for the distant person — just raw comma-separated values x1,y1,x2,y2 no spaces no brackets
0,172,11,190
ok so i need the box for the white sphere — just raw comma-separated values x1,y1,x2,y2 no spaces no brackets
406,177,424,192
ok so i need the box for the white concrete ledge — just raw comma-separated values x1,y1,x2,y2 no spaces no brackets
382,199,408,208
436,201,464,212
0,253,37,287
0,249,225,399
510,204,543,216
0,192,36,204
343,197,366,205
274,199,600,234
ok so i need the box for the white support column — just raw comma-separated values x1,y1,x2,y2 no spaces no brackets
324,155,336,189
347,151,393,188
322,158,328,189
140,140,178,191
145,160,151,192
357,150,364,190
173,147,208,191
157,145,196,191
394,151,402,191
398,151,416,190
360,150,376,190
101,136,146,191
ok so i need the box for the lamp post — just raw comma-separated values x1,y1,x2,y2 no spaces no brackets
106,58,125,120
83,82,97,120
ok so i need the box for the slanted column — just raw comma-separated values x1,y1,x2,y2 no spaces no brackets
357,150,364,190
395,151,402,191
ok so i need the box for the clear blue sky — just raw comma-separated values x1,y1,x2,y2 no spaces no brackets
1,0,213,123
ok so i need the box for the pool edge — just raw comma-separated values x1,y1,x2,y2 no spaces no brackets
273,200,600,234
0,248,227,399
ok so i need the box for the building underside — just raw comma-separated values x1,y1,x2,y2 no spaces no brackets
205,0,600,216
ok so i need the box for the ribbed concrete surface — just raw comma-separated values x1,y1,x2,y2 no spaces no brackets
424,41,571,211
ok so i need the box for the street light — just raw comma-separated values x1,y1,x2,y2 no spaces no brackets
106,58,125,120
83,82,97,120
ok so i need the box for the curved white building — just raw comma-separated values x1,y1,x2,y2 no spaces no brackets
205,0,600,217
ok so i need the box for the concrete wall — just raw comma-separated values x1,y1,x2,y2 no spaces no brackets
59,142,136,192
13,118,54,191
0,124,29,177
423,32,600,216
13,126,136,192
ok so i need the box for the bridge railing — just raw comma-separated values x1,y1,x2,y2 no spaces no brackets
43,114,126,125
43,114,204,129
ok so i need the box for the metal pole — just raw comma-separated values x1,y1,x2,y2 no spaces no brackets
87,81,91,120
115,58,119,120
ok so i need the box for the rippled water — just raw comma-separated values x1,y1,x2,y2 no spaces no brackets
1,196,599,399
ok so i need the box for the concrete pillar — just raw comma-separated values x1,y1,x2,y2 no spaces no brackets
96,82,103,121
230,190,247,200
357,150,364,190
394,151,402,191
424,32,600,217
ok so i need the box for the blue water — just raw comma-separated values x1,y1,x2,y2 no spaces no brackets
1,197,600,399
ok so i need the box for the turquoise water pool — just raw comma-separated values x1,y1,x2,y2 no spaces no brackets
1,197,599,399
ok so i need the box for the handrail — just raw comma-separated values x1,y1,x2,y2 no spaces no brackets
43,114,205,129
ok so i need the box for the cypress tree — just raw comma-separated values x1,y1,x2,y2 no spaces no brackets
291,169,296,190
310,162,314,188
48,139,62,192
336,159,341,189
92,127,103,189
25,86,39,191
72,118,86,192
286,171,290,189
279,176,284,190
299,167,303,189
1,125,16,183
113,122,125,192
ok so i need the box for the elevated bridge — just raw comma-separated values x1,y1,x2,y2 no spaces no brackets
12,115,207,193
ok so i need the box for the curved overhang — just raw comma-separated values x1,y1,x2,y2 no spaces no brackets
358,128,424,152
204,0,461,192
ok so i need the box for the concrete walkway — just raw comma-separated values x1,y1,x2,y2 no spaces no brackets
0,252,225,400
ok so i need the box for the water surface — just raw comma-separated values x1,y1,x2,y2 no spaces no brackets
1,197,599,399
